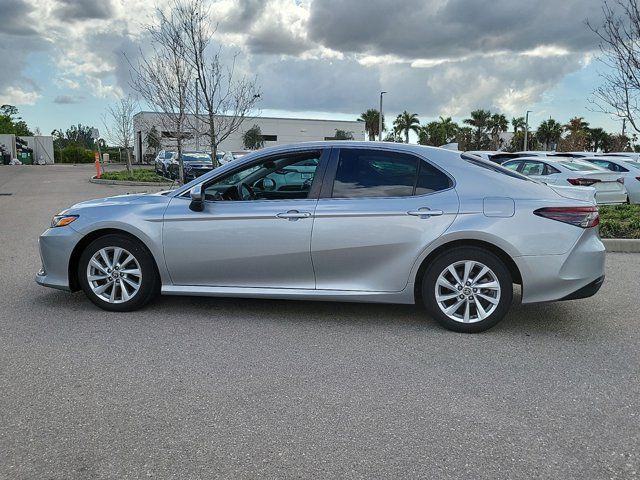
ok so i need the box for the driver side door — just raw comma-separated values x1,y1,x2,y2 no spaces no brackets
162,149,329,289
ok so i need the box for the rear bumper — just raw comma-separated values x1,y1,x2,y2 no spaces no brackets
560,275,605,301
514,229,606,304
595,190,627,204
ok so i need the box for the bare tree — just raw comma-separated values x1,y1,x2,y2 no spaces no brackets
103,96,136,173
128,7,193,182
173,0,261,166
588,0,640,133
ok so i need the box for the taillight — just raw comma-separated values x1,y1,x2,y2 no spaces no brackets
534,206,600,228
567,178,600,186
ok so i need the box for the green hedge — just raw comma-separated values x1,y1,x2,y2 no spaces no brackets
599,204,640,239
99,168,168,183
54,146,95,164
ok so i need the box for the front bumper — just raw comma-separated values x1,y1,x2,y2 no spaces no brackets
514,229,606,304
35,226,82,291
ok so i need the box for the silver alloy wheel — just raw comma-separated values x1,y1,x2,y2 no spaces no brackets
434,260,501,323
86,246,142,304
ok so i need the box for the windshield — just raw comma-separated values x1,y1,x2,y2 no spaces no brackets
182,153,212,163
558,161,601,171
460,153,533,181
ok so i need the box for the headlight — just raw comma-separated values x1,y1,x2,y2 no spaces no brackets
51,214,78,228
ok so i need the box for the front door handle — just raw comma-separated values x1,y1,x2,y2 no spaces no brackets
276,210,312,220
407,208,444,218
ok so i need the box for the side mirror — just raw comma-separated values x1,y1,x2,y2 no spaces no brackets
189,184,204,212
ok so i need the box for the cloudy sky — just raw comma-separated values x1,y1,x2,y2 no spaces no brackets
0,0,622,135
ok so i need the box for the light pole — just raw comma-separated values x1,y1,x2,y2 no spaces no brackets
379,91,387,141
195,77,200,151
523,110,532,151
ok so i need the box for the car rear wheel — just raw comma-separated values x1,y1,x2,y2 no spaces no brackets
78,234,159,312
422,247,513,333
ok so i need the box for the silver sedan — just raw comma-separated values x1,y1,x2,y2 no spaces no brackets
36,142,605,333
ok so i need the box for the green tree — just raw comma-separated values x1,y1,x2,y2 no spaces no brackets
560,117,590,152
333,129,354,140
586,127,611,152
393,111,420,143
454,126,474,151
511,116,526,133
463,109,492,149
242,124,265,149
487,113,508,149
358,108,384,141
0,105,32,135
437,116,458,143
508,131,539,152
536,118,564,150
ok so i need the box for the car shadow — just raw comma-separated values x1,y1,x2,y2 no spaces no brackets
31,287,590,337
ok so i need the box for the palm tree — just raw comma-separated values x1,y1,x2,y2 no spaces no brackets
393,111,420,143
358,109,384,141
487,113,508,149
564,117,590,135
463,109,491,149
587,127,610,152
511,116,526,133
437,116,458,143
536,119,563,150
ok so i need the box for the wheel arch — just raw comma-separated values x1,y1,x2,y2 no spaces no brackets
68,228,161,292
413,238,522,305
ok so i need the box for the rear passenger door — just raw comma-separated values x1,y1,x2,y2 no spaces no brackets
311,147,459,292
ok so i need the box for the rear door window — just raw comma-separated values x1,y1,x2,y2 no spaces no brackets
331,149,451,198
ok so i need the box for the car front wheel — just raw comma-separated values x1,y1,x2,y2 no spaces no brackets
78,234,159,312
422,247,513,333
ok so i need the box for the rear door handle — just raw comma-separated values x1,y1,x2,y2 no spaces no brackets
407,208,444,218
276,210,312,220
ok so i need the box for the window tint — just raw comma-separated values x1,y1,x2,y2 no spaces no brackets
521,161,544,176
331,149,450,198
502,161,521,171
559,161,601,171
415,161,453,195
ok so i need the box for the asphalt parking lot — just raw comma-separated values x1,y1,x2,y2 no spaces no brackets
1,164,639,479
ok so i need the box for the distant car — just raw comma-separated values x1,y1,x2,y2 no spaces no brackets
582,156,640,203
464,151,528,164
168,152,213,181
502,157,628,205
154,150,177,177
37,142,607,333
220,150,250,165
598,152,640,162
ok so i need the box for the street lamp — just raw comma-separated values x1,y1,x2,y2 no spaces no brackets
379,91,387,141
523,110,532,151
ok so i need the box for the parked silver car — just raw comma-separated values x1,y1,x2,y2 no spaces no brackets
36,142,605,332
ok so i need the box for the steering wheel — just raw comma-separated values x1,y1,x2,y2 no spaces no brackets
237,182,256,200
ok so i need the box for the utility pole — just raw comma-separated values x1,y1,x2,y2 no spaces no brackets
523,110,532,151
379,91,387,141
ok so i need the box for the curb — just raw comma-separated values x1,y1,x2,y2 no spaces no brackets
90,177,174,187
602,238,640,253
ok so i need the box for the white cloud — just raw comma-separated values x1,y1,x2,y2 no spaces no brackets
0,86,40,105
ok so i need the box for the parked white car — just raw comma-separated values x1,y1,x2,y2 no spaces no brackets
154,150,177,177
502,157,628,205
582,156,640,203
220,150,251,165
598,152,640,162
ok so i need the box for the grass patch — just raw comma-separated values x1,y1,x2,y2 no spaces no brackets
99,168,169,183
599,204,640,239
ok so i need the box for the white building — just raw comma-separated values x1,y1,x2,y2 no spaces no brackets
133,111,366,161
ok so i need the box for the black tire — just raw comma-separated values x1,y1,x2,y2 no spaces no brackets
422,247,513,333
78,233,160,312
